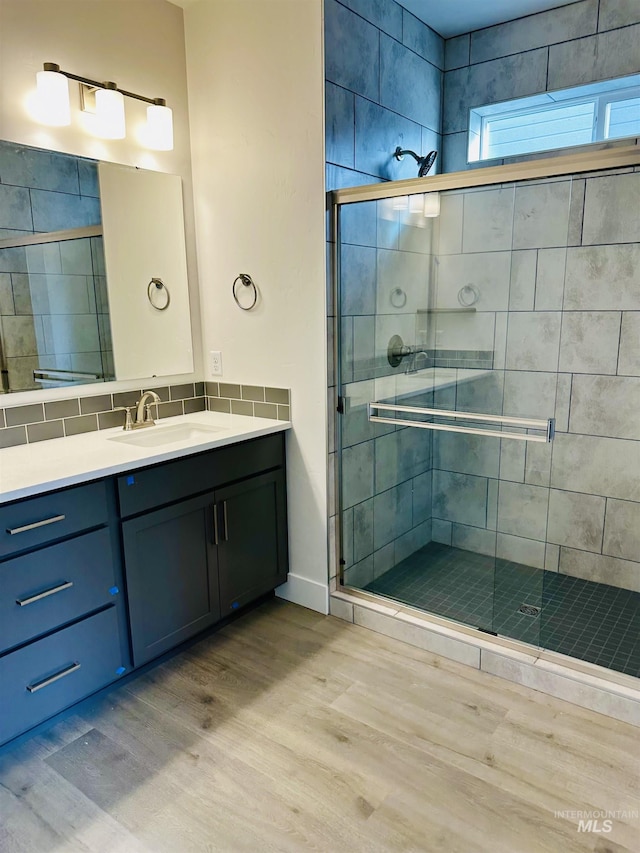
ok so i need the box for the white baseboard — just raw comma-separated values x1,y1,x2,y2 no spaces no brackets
276,573,329,614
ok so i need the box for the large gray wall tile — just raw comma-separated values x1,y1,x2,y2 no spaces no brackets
340,244,377,315
354,98,423,181
345,0,402,40
470,1,597,64
559,311,622,375
325,0,379,101
603,499,640,561
380,35,442,131
560,547,640,592
375,427,431,493
551,433,640,502
496,533,546,569
564,245,640,310
441,132,473,173
462,187,514,252
0,142,79,194
503,370,558,419
505,312,561,372
497,481,549,541
535,248,567,311
342,439,374,508
444,35,470,71
513,181,572,249
0,184,32,231
455,370,504,415
569,375,640,440
412,471,432,525
524,441,553,487
326,83,355,168
373,481,413,549
599,0,640,30
547,489,605,551
548,24,640,89
30,190,100,232
582,173,640,246
1,315,39,357
376,248,431,315
402,11,444,69
432,469,488,528
618,312,640,376
509,250,536,311
443,49,548,135
433,431,499,479
353,497,374,563
452,523,496,557
394,520,432,564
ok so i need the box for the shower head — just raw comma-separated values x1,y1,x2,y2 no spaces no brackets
394,147,438,177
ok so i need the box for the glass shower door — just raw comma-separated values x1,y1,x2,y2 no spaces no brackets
337,177,570,642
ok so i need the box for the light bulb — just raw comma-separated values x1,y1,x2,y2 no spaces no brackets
146,103,173,151
35,69,70,126
95,85,125,139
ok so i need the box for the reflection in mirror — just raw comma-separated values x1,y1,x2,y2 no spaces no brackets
0,140,193,394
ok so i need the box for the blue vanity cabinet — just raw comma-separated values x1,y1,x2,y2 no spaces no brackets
121,491,222,666
118,433,289,667
0,480,130,746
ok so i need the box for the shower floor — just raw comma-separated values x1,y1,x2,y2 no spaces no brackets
365,541,640,679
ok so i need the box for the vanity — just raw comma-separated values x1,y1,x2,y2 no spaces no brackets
0,411,290,746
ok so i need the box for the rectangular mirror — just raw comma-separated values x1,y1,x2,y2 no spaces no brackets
0,140,194,394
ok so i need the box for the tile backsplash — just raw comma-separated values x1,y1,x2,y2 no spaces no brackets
0,382,291,448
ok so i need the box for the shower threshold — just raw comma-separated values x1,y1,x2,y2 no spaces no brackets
361,542,640,679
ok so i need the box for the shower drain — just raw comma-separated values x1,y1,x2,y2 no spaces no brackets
518,603,541,617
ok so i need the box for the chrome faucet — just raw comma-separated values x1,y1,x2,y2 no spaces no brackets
133,390,161,428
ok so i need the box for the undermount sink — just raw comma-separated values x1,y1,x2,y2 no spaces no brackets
108,422,227,448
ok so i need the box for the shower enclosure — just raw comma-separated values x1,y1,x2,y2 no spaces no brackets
332,147,640,680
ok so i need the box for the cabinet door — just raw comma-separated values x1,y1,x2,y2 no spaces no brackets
216,470,288,616
122,493,220,666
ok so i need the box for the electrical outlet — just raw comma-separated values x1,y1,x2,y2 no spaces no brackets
210,350,223,376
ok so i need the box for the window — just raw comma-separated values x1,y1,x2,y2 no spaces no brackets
468,75,640,163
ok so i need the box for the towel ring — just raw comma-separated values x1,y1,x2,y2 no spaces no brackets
233,273,258,310
147,278,171,310
390,287,407,308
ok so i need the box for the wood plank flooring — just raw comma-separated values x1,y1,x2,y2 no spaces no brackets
0,599,638,852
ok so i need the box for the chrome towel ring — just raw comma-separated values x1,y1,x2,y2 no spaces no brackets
233,273,258,310
147,278,171,310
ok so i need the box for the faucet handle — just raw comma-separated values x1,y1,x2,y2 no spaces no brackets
114,406,134,431
144,403,157,424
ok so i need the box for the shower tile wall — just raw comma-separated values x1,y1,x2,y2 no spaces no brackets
430,170,640,594
325,0,444,579
442,0,640,172
0,142,109,392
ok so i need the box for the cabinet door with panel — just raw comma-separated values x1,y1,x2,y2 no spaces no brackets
122,492,221,666
216,469,288,616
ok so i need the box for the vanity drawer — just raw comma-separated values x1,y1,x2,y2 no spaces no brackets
0,481,109,560
117,432,285,517
0,528,119,654
0,605,125,746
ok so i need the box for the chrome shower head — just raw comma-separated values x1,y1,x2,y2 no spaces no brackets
394,147,438,177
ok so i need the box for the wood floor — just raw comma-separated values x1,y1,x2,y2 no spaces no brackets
0,600,638,853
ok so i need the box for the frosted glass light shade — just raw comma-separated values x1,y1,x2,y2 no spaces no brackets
392,195,408,211
146,104,174,151
423,192,441,217
95,88,125,139
35,70,71,126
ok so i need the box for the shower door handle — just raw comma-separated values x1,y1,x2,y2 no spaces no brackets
368,402,555,443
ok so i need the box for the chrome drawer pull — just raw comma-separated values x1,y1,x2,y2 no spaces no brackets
7,514,66,535
26,662,81,693
16,581,74,607
212,503,219,546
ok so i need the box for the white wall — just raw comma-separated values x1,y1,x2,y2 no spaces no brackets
184,0,329,612
0,0,202,398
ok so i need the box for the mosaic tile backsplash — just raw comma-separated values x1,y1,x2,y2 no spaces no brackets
0,382,291,448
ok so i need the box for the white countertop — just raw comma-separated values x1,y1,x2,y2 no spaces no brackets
0,411,291,505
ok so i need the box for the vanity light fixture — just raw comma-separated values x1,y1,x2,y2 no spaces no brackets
35,63,174,150
422,192,440,217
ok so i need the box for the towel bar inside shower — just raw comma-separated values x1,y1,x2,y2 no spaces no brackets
368,402,555,443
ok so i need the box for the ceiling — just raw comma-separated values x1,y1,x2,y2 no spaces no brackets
168,0,582,39
395,0,580,38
